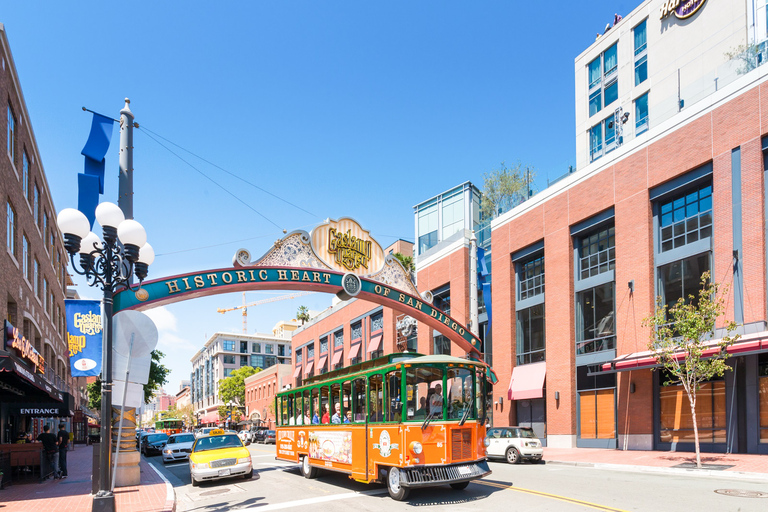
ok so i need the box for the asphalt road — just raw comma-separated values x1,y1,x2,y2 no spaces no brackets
145,443,768,512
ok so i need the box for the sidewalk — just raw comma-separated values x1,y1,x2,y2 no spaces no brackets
0,444,173,512
544,447,768,480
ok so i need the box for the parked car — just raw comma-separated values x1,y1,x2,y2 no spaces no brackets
189,429,252,486
262,430,276,444
162,433,196,464
137,431,150,450
252,429,267,443
195,427,216,438
141,432,169,456
484,426,543,464
237,430,252,444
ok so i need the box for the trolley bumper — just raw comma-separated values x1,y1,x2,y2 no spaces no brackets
398,460,491,488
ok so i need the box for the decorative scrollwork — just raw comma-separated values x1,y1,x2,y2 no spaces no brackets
252,231,329,269
69,237,141,293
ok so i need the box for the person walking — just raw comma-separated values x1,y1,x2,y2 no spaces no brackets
36,425,59,479
57,423,69,478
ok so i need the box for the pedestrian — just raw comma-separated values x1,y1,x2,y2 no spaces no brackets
57,423,69,478
36,425,59,479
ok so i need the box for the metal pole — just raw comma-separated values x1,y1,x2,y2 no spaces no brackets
94,263,115,512
118,99,134,220
111,335,134,491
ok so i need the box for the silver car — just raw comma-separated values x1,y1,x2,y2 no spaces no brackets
162,433,196,464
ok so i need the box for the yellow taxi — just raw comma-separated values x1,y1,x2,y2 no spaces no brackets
189,428,253,486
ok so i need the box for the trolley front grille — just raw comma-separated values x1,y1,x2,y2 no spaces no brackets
399,461,490,488
451,428,472,461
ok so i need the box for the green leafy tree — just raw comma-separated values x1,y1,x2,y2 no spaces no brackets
392,252,415,275
86,349,171,410
643,271,739,468
480,162,534,220
218,405,242,424
296,305,310,325
218,366,259,405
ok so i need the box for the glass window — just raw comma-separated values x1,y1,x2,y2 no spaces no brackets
588,57,602,89
334,330,343,348
658,183,711,252
369,374,385,422
759,354,768,444
22,152,29,199
603,44,617,75
22,237,29,278
447,367,474,421
660,377,725,443
223,368,234,377
33,185,39,226
658,253,710,311
310,388,320,423
517,304,545,365
590,123,604,161
240,341,248,353
307,344,314,359
588,43,618,118
576,283,616,355
319,386,330,423
252,342,261,353
223,340,235,351
295,349,302,364
405,366,443,421
278,344,285,356
519,255,545,300
7,104,15,162
352,377,366,422
330,383,341,423
441,190,464,240
385,370,402,422
320,337,328,353
604,80,618,108
351,321,362,340
433,334,451,355
579,226,615,279
240,355,247,366
418,202,438,254
6,201,15,255
635,92,649,135
634,19,648,86
34,258,39,297
264,344,273,354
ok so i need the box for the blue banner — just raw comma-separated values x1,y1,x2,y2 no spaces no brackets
77,112,115,228
81,113,115,161
477,246,492,325
66,299,103,377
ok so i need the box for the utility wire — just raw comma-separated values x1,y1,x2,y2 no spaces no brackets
138,124,317,218
137,128,285,231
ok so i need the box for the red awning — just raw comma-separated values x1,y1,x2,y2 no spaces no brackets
599,333,768,374
317,355,328,371
304,360,314,375
332,350,343,366
292,365,302,378
348,343,361,361
367,334,383,353
200,411,219,424
507,362,546,401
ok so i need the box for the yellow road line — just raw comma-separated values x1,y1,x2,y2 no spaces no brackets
476,480,630,512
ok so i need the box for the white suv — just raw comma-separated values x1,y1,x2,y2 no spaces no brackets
484,426,543,464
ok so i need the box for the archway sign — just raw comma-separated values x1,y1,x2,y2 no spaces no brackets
113,217,497,383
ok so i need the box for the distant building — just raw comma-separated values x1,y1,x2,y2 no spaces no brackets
244,364,293,428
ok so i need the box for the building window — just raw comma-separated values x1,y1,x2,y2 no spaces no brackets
22,152,29,199
296,348,302,364
759,354,768,444
33,185,39,227
319,336,328,353
222,340,235,351
576,283,615,355
635,92,649,135
433,335,451,356
660,374,725,444
252,342,261,353
588,43,618,117
519,256,544,301
224,368,234,377
516,304,545,365
278,344,286,356
351,321,362,340
334,330,343,348
240,341,248,353
307,344,315,360
223,355,235,364
577,365,617,440
34,258,39,297
370,312,384,332
417,199,438,254
7,104,15,163
240,355,248,366
589,114,619,162
634,19,647,86
251,354,264,368
264,343,273,354
579,226,615,279
43,278,49,313
658,253,710,310
441,188,464,240
659,184,712,252
6,201,16,256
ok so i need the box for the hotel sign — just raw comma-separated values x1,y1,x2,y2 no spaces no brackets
660,0,707,19
310,218,385,276
4,320,45,374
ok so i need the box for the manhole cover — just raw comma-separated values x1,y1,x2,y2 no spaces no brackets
714,489,768,498
199,488,230,497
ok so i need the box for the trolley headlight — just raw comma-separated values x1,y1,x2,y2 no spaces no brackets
410,441,423,455
483,438,490,447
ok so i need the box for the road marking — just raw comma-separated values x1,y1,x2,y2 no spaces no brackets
147,462,175,509
163,462,188,468
233,488,388,511
476,481,629,512
251,454,279,458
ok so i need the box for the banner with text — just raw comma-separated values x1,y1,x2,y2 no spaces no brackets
65,299,103,376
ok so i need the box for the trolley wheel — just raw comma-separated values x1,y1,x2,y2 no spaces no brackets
386,467,410,501
300,455,318,479
506,446,520,464
450,481,469,490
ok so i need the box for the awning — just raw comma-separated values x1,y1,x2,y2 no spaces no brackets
292,365,302,378
317,355,328,371
304,360,314,375
367,334,383,353
348,343,361,361
598,333,768,374
332,350,343,367
199,411,219,424
507,362,546,400
0,354,64,402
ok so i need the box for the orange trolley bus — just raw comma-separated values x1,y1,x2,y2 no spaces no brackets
155,418,183,435
275,353,492,500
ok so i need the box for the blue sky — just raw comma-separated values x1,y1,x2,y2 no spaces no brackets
3,1,640,392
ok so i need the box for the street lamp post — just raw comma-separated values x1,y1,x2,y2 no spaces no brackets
228,400,235,430
57,203,154,512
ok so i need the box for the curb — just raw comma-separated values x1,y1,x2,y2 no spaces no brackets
546,460,768,482
146,461,176,512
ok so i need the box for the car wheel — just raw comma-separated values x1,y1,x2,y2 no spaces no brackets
505,447,520,464
243,468,253,480
191,477,199,487
386,467,410,501
300,455,318,479
450,481,469,490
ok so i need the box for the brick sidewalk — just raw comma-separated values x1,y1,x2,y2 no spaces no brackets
0,444,173,512
544,447,768,475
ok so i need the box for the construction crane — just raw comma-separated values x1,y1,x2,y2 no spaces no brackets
217,291,316,333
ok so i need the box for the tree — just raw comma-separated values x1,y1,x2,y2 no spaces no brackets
218,405,242,424
392,252,415,275
480,162,534,220
725,44,760,75
296,305,310,325
218,366,259,405
643,272,739,468
86,349,171,410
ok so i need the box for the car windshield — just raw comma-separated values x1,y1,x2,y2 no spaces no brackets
193,434,243,452
169,434,195,444
518,428,536,439
147,434,168,443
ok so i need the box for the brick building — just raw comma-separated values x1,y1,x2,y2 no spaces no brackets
0,23,87,444
244,363,292,428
